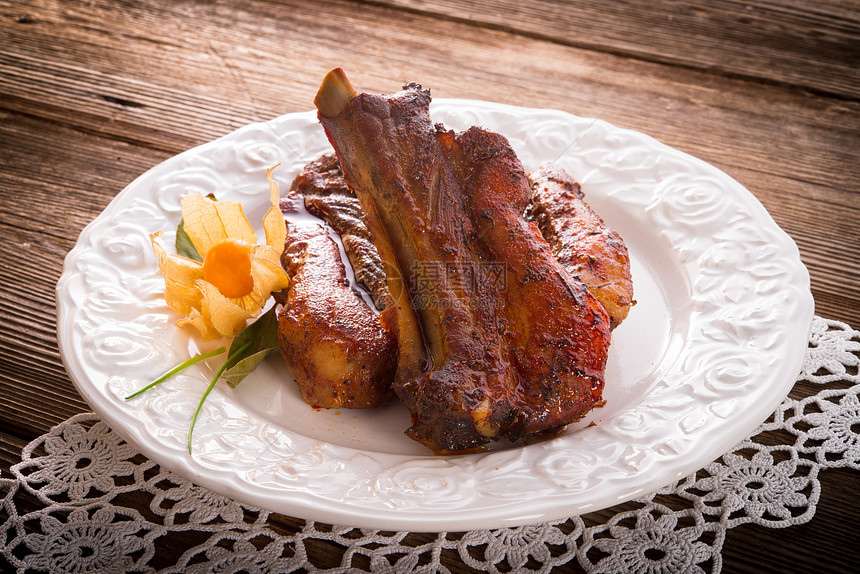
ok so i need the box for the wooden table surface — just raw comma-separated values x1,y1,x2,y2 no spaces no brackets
1,0,858,571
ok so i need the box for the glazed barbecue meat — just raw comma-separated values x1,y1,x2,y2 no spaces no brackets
315,68,612,452
527,165,634,329
276,192,396,408
291,155,389,310
290,153,351,197
303,194,389,309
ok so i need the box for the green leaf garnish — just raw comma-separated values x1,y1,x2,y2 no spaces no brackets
187,340,253,454
125,346,227,400
175,218,203,262
150,191,284,455
222,306,280,388
185,307,279,453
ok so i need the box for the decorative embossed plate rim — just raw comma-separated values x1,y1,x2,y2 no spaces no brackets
56,100,814,531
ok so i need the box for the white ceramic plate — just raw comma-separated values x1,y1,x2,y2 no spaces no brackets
56,100,813,531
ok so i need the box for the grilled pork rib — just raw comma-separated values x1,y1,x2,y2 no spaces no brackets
276,192,396,408
291,155,389,310
290,152,351,197
527,164,634,329
315,69,612,452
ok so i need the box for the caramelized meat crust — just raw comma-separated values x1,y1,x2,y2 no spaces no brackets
290,154,389,310
527,164,634,329
316,70,612,452
290,153,352,197
276,193,396,408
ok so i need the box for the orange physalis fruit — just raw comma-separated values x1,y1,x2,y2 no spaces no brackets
150,165,290,340
203,239,254,299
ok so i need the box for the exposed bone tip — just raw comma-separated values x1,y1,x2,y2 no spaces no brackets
314,67,358,118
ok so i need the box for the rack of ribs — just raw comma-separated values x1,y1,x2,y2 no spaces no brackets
315,68,612,453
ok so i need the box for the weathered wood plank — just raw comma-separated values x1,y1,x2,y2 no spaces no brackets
0,431,30,474
369,0,860,99
0,112,170,438
0,221,90,436
2,0,856,186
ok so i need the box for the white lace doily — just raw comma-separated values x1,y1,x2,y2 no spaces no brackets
2,316,857,573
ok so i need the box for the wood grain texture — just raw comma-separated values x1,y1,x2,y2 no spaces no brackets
369,0,860,99
0,0,858,572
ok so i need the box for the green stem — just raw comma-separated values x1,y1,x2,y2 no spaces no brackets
187,341,253,455
125,346,227,400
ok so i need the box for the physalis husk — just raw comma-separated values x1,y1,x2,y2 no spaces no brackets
151,166,289,340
